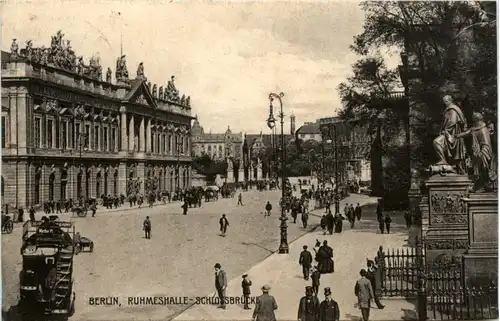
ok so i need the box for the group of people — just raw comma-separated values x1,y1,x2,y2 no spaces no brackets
376,203,392,234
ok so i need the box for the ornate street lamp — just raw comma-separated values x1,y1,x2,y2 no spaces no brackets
267,92,288,254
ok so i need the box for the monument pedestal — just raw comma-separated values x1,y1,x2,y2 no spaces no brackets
462,193,498,287
424,174,471,265
257,167,262,180
227,170,234,183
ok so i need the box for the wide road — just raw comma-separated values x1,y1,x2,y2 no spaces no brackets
2,189,318,320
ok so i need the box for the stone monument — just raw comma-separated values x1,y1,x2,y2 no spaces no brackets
238,158,245,183
257,158,263,180
226,158,234,183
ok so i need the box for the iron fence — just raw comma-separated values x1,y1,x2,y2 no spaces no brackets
375,246,419,297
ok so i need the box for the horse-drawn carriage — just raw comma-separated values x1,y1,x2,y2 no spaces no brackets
204,186,219,202
74,232,94,254
184,187,203,207
220,183,236,198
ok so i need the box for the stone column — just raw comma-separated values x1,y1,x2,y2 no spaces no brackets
137,162,145,195
8,93,17,148
424,174,471,265
128,115,135,152
139,116,145,152
118,162,127,196
120,107,128,151
146,119,152,153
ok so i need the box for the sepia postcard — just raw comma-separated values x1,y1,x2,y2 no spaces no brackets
0,1,497,320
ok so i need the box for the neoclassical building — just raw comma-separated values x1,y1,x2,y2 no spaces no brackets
1,32,194,208
191,117,243,161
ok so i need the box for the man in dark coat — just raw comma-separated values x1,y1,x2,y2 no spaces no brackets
378,216,385,234
253,284,277,321
182,200,189,215
299,245,313,280
311,266,321,295
265,201,272,216
319,287,340,321
384,214,392,234
325,210,334,235
214,263,227,309
316,241,334,274
143,216,151,239
366,260,384,309
301,211,309,228
298,286,320,321
241,274,252,309
355,203,362,221
219,214,229,237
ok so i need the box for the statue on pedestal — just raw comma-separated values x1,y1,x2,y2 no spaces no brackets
431,95,468,174
10,39,19,60
115,55,129,81
152,84,157,98
159,86,164,100
186,96,191,107
166,75,180,102
456,112,497,192
136,62,145,79
106,67,112,83
227,158,233,171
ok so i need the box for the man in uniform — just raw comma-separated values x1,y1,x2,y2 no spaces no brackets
241,274,252,309
299,245,313,280
319,287,340,321
143,216,151,239
253,284,277,321
297,286,320,321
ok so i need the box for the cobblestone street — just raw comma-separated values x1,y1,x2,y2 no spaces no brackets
2,190,321,320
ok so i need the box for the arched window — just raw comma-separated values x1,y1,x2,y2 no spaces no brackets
49,173,55,201
77,172,82,199
104,170,108,196
60,170,68,200
113,171,118,196
96,172,102,198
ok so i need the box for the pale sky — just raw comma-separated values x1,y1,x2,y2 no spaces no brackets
1,0,400,134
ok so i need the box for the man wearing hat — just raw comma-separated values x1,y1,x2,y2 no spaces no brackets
253,284,277,321
366,260,384,309
355,269,375,321
297,286,320,321
299,245,313,280
319,287,340,321
214,263,227,309
241,274,252,309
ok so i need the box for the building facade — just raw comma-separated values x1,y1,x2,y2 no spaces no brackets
318,117,372,183
2,32,194,208
296,121,322,142
190,118,243,161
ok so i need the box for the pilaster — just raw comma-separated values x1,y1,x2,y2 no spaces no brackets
118,162,127,196
120,107,128,151
139,116,145,152
128,114,135,152
9,93,17,147
137,162,145,195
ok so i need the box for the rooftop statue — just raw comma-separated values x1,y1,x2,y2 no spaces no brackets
106,67,112,83
166,75,180,102
40,47,49,65
136,62,146,79
455,112,497,192
152,84,157,98
10,39,19,60
24,40,33,60
159,86,164,100
186,96,190,107
180,94,186,105
431,95,468,174
147,82,152,91
115,55,129,82
87,54,102,80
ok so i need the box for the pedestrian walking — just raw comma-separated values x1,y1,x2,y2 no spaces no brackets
299,245,313,280
182,200,189,215
311,266,321,295
143,216,151,239
384,214,392,233
297,286,320,321
219,214,229,237
241,274,252,309
253,284,277,321
265,201,272,216
301,211,309,228
319,287,340,321
378,216,385,234
404,210,411,229
355,269,375,321
214,263,227,309
237,193,243,206
326,210,334,235
320,215,327,235
366,260,385,309
355,203,362,221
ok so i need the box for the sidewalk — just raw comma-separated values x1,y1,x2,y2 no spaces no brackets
173,194,416,321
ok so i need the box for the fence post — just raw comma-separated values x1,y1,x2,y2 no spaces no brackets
374,256,383,297
416,235,428,320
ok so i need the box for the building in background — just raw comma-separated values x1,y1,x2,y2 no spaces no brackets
1,32,194,209
190,116,243,161
296,121,322,142
318,117,372,183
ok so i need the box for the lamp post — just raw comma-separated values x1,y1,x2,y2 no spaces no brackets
267,92,288,254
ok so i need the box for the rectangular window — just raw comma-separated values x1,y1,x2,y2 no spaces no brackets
103,127,108,151
47,119,53,148
111,128,116,152
61,121,67,149
85,125,90,148
34,118,41,148
75,123,80,148
1,116,6,148
94,126,99,150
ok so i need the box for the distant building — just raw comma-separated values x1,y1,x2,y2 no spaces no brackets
296,121,322,142
191,116,243,161
318,117,371,183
